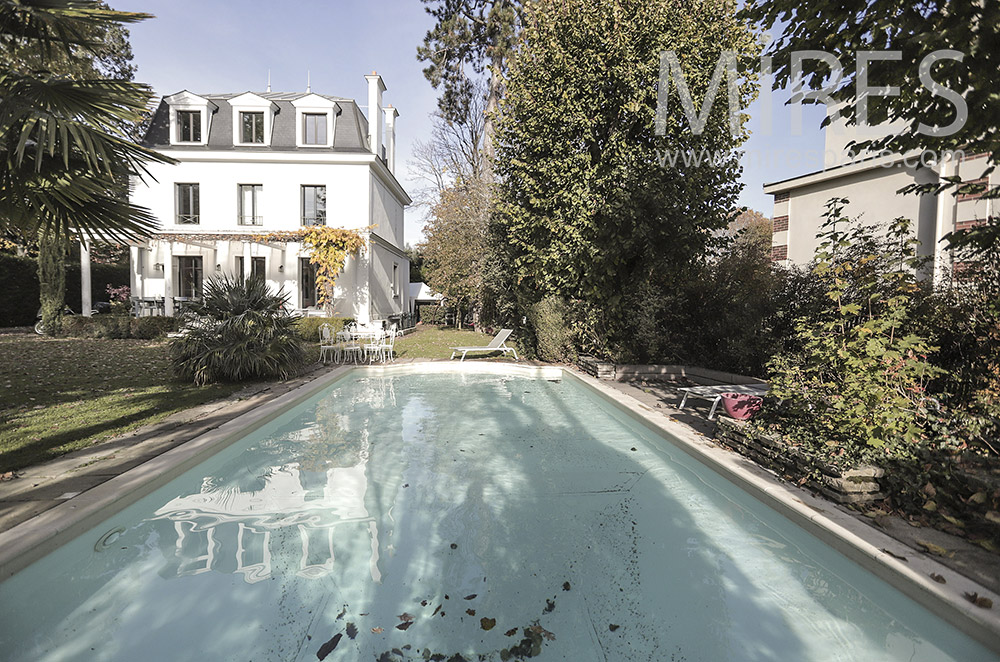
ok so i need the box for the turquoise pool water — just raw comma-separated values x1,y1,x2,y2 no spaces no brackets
0,372,994,661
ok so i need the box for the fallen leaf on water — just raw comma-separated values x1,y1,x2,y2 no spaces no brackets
929,573,947,584
504,628,518,637
395,621,413,631
529,624,555,641
480,617,496,631
562,582,571,591
316,633,342,661
398,612,414,623
466,609,476,616
371,627,384,634
345,623,358,639
463,594,477,600
609,624,620,632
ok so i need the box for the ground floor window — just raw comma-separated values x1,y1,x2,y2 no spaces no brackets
235,255,244,278
251,256,265,280
177,256,203,298
300,258,319,308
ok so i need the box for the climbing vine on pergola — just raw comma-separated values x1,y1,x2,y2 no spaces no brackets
252,227,367,310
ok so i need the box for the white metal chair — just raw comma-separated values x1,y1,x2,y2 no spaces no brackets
319,323,337,364
375,328,397,363
365,328,385,363
339,328,363,364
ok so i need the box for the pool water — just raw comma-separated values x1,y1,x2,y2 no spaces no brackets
0,372,994,661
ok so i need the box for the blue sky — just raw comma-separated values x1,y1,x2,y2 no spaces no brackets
116,0,827,241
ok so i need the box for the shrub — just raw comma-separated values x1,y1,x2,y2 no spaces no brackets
527,296,575,362
130,316,180,339
764,199,943,459
171,275,307,384
59,314,179,339
0,252,40,326
293,316,354,342
419,304,446,325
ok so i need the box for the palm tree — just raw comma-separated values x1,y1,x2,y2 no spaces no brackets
0,0,174,331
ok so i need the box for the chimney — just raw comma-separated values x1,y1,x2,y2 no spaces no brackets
365,71,385,158
385,104,398,174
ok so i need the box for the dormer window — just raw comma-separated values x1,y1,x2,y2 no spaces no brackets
241,112,265,143
292,94,339,148
230,93,276,147
164,91,214,146
177,111,201,142
303,113,327,145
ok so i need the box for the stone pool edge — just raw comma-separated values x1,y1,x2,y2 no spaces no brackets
564,366,1000,654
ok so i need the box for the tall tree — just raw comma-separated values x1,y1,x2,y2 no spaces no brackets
419,176,490,329
0,0,170,332
417,0,520,172
492,0,759,360
408,89,486,209
743,0,1000,254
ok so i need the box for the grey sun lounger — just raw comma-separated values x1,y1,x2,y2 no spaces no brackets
677,383,769,420
450,328,518,361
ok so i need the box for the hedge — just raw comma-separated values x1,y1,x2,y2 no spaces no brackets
0,253,40,326
60,315,180,339
0,253,129,327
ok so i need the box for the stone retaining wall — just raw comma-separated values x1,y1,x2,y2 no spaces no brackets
715,417,885,504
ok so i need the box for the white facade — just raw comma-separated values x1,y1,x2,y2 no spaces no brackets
765,113,995,284
129,74,410,323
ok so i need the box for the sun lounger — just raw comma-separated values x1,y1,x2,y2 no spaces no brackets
450,329,518,361
677,383,769,420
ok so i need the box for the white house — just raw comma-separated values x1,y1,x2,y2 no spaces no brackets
764,112,995,284
127,72,411,323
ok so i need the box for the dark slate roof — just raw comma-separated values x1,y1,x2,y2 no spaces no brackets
143,92,371,153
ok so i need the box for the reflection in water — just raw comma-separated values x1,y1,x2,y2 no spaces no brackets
149,385,391,585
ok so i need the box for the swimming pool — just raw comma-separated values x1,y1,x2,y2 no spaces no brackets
0,369,996,661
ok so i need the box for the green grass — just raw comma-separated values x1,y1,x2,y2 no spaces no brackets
395,325,521,361
0,335,242,472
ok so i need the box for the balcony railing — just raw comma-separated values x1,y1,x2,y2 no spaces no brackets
176,214,200,225
238,215,263,226
301,216,326,227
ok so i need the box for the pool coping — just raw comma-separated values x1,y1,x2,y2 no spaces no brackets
0,361,997,653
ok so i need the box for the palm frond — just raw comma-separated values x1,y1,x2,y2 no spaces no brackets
0,0,152,60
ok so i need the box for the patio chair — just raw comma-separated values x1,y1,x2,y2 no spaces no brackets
375,328,397,363
450,329,518,361
340,328,363,364
677,383,769,420
319,324,337,364
365,328,385,363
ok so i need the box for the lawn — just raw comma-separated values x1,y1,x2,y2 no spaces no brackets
394,325,520,361
0,334,242,472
